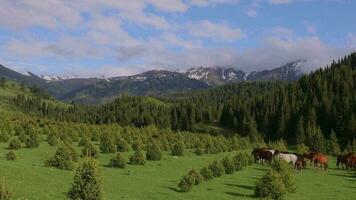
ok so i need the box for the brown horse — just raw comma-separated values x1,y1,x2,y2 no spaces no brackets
337,152,355,169
346,154,356,169
251,148,273,164
303,152,318,166
294,157,305,172
312,153,328,170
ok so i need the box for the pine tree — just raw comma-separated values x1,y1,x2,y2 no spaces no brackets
327,130,340,155
67,158,103,200
100,132,116,153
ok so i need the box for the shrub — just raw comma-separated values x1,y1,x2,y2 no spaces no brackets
255,170,286,200
146,142,163,161
171,142,184,156
297,144,309,154
116,139,130,152
233,152,249,170
67,158,103,200
18,132,27,143
47,133,59,146
108,153,127,168
194,148,203,156
129,150,145,165
78,137,90,147
221,157,235,174
100,132,116,153
188,169,202,185
209,160,225,177
131,140,144,151
271,159,295,193
25,132,40,148
8,138,21,150
178,174,194,192
82,143,99,158
0,178,14,200
200,167,213,181
0,132,10,143
205,143,219,154
45,145,78,170
6,151,16,161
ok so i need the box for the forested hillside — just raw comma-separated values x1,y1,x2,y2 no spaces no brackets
11,53,356,149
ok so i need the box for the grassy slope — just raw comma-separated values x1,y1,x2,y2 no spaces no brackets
0,140,355,200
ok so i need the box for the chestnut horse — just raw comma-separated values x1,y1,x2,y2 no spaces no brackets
312,153,328,170
346,154,356,169
303,152,318,166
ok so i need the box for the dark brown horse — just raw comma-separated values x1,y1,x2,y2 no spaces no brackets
251,148,273,164
312,153,328,170
336,152,354,169
303,152,318,166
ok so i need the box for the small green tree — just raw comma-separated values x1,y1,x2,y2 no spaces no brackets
326,131,341,156
221,157,235,174
67,158,103,200
171,142,184,156
0,132,10,143
45,145,78,170
200,167,213,181
178,174,194,192
131,140,144,151
129,150,145,165
100,132,116,153
209,160,225,177
116,138,130,152
47,133,59,146
0,178,14,200
78,137,90,147
255,170,286,200
188,169,202,185
82,143,98,158
6,151,16,161
25,132,40,148
146,142,163,161
8,138,21,150
109,153,127,168
194,148,203,155
271,159,296,193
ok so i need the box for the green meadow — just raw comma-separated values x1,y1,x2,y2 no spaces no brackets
0,141,355,200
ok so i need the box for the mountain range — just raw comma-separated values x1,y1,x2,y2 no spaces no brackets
0,60,305,104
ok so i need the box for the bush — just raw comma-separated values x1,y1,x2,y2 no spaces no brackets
47,133,59,146
82,143,98,158
194,148,203,156
221,157,235,174
18,132,27,143
233,152,249,170
255,170,286,200
271,159,295,193
209,160,225,177
205,143,219,154
178,174,194,192
8,138,21,150
67,158,103,200
129,150,145,165
6,151,16,161
0,132,10,143
146,142,163,161
171,142,184,156
25,132,40,148
131,140,144,151
45,145,78,170
0,178,14,200
297,144,309,154
116,139,130,152
100,132,116,153
188,169,202,185
78,137,90,147
109,153,127,168
200,167,213,181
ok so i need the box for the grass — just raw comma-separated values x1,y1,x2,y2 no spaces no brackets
0,140,355,200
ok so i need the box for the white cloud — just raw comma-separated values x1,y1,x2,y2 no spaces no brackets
246,9,258,17
188,20,245,41
269,0,293,4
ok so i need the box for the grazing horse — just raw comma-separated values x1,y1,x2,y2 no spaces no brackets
294,157,305,172
274,150,298,166
312,153,328,170
337,152,355,169
346,154,356,169
251,148,273,164
303,152,318,166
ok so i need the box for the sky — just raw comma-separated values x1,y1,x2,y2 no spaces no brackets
0,0,355,77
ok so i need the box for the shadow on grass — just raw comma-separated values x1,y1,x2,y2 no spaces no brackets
251,167,267,171
224,183,254,190
225,191,254,198
168,187,183,193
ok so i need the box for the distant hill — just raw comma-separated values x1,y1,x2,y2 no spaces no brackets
0,61,306,104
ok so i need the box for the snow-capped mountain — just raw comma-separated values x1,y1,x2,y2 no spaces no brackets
185,60,305,86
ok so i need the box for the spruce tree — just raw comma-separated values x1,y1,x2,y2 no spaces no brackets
67,158,103,200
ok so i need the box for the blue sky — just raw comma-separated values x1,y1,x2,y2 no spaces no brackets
0,0,355,77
